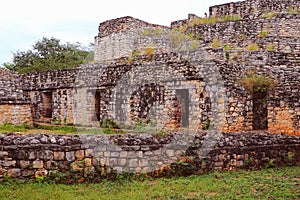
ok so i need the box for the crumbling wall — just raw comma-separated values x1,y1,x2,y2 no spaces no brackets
185,14,300,53
20,69,77,123
94,16,169,62
0,68,32,125
209,0,300,19
0,132,299,180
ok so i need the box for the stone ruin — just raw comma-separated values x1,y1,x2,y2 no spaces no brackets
1,0,300,136
0,0,300,180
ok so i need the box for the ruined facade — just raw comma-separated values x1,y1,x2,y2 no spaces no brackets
1,0,300,135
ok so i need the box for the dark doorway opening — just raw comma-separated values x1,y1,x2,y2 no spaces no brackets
42,92,53,118
94,90,101,121
253,90,268,130
176,89,189,127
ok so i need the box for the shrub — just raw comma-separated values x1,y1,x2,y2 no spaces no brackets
259,31,268,38
266,44,275,51
261,11,277,19
144,46,155,57
288,7,300,14
223,44,232,50
240,72,276,93
246,43,259,51
212,38,221,49
190,40,199,50
202,119,211,130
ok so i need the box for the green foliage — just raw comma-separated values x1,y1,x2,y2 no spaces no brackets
144,46,155,58
223,44,232,50
142,28,163,36
188,15,241,26
5,37,93,73
202,119,211,130
100,118,124,134
211,38,221,49
131,49,140,57
0,122,31,133
190,40,199,50
261,11,277,18
259,30,269,38
288,7,300,14
266,44,275,51
225,52,230,61
246,43,259,51
240,72,276,93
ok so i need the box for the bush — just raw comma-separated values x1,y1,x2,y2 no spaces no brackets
246,43,259,51
240,72,276,93
266,44,275,51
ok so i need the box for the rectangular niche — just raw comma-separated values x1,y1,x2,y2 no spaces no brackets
42,91,53,118
176,89,189,127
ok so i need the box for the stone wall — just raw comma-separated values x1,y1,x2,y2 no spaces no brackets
95,16,169,62
186,14,300,53
0,68,32,125
209,0,300,19
0,132,299,180
0,105,32,125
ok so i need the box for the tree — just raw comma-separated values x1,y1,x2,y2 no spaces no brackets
4,37,93,73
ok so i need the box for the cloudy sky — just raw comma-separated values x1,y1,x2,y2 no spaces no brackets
0,0,239,65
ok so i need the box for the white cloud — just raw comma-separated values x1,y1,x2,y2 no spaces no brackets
0,0,240,64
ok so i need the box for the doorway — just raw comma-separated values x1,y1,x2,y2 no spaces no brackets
176,89,189,127
42,92,53,118
253,90,268,130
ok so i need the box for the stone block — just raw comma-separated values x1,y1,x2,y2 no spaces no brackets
75,150,85,160
0,151,8,158
33,160,44,169
166,150,174,157
110,152,120,157
109,158,118,167
139,159,149,167
129,159,138,168
22,170,35,177
35,169,48,178
66,151,75,162
7,168,21,178
118,159,127,166
2,160,16,167
85,149,94,157
20,160,30,169
120,151,128,158
54,152,65,161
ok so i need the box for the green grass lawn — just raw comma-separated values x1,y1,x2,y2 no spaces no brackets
0,166,299,200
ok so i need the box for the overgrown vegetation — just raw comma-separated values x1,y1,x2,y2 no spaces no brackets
261,11,278,19
288,7,300,14
0,166,299,199
211,38,221,49
246,43,259,51
100,118,124,134
4,37,93,74
259,30,269,38
180,15,241,32
266,44,276,51
240,72,276,93
0,122,31,133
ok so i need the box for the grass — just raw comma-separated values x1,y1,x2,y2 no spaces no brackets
0,123,158,135
0,166,299,199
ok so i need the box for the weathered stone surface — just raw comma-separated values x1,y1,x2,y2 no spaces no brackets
33,160,44,169
7,168,21,178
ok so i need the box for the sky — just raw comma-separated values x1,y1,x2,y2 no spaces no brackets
0,0,240,65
